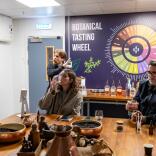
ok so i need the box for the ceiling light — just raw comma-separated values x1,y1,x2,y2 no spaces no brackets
16,0,60,8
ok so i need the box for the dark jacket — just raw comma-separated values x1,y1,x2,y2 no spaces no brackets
134,80,156,124
47,63,64,91
47,63,63,80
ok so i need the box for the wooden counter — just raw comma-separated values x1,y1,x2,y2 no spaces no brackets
83,90,132,102
0,114,156,156
82,90,132,117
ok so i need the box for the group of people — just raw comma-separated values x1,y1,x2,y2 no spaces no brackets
38,48,156,125
38,49,82,116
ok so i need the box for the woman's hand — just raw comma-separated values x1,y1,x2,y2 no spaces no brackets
62,58,71,68
49,77,58,93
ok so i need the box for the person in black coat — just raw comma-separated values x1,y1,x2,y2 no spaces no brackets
47,49,71,91
47,49,67,80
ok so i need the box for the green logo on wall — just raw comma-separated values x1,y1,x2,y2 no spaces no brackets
84,57,101,73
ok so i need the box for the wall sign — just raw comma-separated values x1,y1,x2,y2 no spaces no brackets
36,23,52,30
65,13,156,88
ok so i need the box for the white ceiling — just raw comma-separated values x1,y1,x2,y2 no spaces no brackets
0,0,156,19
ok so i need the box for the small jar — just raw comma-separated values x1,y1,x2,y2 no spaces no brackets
116,120,124,132
23,114,33,128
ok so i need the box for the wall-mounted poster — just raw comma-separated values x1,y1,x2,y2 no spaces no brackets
65,12,156,89
46,46,54,80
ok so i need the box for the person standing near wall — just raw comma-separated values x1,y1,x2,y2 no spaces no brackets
47,49,71,91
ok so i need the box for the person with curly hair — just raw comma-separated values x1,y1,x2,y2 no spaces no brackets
39,69,82,116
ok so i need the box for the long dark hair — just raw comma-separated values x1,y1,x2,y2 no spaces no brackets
57,69,79,93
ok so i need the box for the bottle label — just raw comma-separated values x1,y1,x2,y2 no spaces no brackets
117,89,122,92
105,88,110,92
111,88,116,96
111,88,115,92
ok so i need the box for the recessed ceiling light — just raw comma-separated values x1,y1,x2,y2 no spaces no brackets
16,0,60,8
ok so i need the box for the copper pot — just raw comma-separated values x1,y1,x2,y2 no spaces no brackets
72,120,102,137
0,123,26,143
46,125,79,156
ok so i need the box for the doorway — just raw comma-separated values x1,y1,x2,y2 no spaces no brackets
28,37,63,112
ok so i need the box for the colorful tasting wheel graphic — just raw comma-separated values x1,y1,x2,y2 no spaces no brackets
111,25,156,74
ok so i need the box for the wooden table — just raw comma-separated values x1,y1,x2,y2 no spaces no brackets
82,90,132,117
0,114,156,156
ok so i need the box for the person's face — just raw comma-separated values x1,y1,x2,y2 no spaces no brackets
58,72,72,87
147,65,156,86
53,53,63,64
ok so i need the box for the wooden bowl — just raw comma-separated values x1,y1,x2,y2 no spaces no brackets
0,123,26,143
72,120,102,137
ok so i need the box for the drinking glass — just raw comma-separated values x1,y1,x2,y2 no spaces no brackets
144,144,153,156
127,100,138,110
116,120,124,132
126,100,138,117
95,110,103,121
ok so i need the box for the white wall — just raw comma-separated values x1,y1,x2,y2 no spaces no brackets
0,16,65,119
0,42,14,119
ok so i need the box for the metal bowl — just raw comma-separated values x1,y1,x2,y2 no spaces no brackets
72,120,102,137
0,123,26,143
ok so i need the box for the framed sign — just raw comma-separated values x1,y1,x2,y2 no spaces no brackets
20,89,29,117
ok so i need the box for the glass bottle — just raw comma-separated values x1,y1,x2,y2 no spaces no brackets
136,79,140,93
136,112,142,133
110,80,116,96
149,120,153,135
37,110,40,123
81,85,87,96
125,78,131,97
104,80,110,95
28,123,40,150
116,80,123,96
130,82,136,98
80,77,87,96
